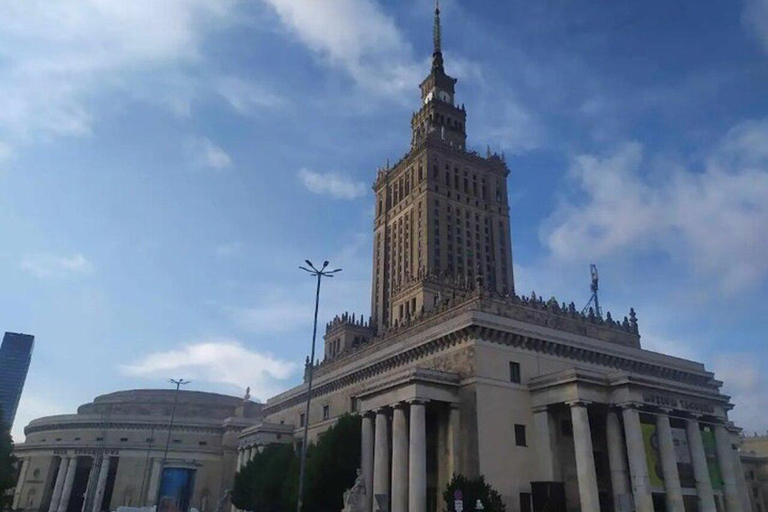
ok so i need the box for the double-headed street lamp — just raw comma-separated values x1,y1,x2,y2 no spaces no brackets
296,260,341,512
155,378,191,511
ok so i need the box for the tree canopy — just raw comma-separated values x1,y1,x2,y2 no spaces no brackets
443,474,505,512
0,409,17,511
232,414,361,512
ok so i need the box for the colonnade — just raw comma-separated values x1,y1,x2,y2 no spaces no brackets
536,402,749,512
36,455,113,512
236,443,262,470
361,401,438,512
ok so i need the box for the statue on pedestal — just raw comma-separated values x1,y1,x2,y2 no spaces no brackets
341,469,367,512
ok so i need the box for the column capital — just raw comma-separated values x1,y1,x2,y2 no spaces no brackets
617,401,643,411
392,402,409,410
407,398,428,405
532,405,550,413
565,400,592,408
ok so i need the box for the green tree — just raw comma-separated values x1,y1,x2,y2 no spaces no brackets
0,409,17,511
231,414,362,512
303,414,361,512
443,474,505,512
231,443,298,512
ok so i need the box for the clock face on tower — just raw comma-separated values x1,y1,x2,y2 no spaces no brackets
424,89,452,105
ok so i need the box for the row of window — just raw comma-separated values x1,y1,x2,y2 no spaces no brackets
35,436,207,446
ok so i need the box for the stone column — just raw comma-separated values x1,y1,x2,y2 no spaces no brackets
81,458,97,512
731,439,752,512
409,401,427,512
146,459,162,505
236,449,243,470
13,457,30,509
391,404,408,512
656,414,685,512
686,420,716,512
361,413,375,512
622,406,654,512
532,407,557,481
606,410,630,510
570,402,600,512
373,409,390,511
714,424,743,512
91,458,112,512
49,457,70,512
250,447,258,461
448,405,460,478
57,456,79,512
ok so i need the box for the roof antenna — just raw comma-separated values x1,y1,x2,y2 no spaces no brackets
581,264,602,317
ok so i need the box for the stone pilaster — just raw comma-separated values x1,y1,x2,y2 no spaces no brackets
409,401,427,512
373,409,390,511
570,402,600,512
146,459,162,506
391,404,408,512
606,410,630,510
686,420,716,512
361,413,375,512
532,407,557,481
13,457,30,509
656,414,684,512
622,406,654,512
448,405,460,478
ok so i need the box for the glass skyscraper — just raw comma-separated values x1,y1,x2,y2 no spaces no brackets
0,332,34,430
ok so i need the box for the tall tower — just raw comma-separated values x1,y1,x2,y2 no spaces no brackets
371,3,514,329
0,332,34,430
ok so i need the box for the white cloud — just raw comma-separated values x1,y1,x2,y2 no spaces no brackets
189,137,233,170
743,0,768,53
20,253,93,279
122,339,297,400
298,168,367,200
713,352,768,434
542,119,768,293
217,76,287,113
0,0,237,140
261,0,421,96
11,394,73,443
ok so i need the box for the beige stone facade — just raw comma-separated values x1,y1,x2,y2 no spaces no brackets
12,390,260,512
249,7,754,512
741,436,768,512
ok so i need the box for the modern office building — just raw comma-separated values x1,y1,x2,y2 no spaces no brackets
0,331,35,429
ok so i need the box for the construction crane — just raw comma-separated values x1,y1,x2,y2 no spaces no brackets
581,264,602,317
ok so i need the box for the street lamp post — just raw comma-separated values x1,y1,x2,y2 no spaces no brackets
296,260,341,512
155,378,191,512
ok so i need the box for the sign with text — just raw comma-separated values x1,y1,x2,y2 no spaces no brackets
642,393,715,414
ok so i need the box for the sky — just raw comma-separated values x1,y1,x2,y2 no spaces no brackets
1,0,767,442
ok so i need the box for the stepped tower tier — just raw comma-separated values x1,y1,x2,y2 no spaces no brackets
371,4,515,329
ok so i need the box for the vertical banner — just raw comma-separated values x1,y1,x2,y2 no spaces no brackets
699,426,723,491
158,468,196,512
641,422,664,489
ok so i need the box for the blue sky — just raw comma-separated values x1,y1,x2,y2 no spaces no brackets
1,0,767,441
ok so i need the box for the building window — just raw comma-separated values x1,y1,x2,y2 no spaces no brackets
515,424,527,447
120,438,128,442
199,441,208,446
519,493,532,512
509,361,521,383
300,413,306,427
323,405,330,420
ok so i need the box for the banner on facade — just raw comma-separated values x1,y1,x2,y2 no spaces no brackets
671,426,696,488
699,426,724,491
641,422,664,489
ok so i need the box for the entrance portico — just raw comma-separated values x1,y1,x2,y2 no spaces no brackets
529,368,747,512
357,368,460,512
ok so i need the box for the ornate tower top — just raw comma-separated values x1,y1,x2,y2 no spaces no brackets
433,0,443,70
